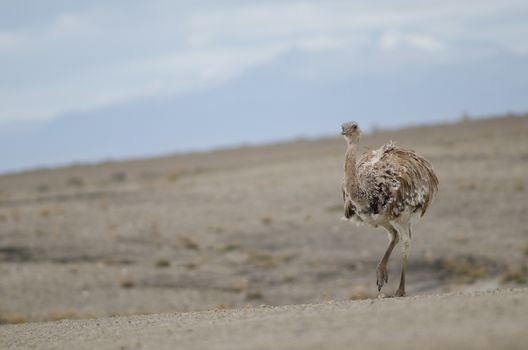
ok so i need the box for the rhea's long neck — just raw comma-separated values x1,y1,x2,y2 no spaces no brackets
344,143,358,178
344,143,364,201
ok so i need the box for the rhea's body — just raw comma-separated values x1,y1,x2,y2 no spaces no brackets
341,121,438,297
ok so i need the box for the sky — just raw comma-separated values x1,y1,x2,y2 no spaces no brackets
1,0,528,173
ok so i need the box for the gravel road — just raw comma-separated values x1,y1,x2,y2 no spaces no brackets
1,288,527,350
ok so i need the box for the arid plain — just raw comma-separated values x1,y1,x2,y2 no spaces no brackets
0,115,527,326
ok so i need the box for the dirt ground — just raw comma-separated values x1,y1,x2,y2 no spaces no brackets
1,288,527,350
0,114,527,325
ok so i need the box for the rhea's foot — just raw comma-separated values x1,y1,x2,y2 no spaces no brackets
394,288,406,297
376,264,388,291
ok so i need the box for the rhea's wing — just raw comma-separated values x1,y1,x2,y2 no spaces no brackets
358,142,439,217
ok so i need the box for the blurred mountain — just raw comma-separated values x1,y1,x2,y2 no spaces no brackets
2,49,528,173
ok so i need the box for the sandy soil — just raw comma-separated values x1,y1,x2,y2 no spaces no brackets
0,114,527,326
1,288,527,350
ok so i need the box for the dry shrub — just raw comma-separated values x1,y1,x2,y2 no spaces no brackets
349,286,371,300
248,251,292,269
221,243,241,252
40,208,52,218
436,256,489,283
36,184,50,192
110,172,127,183
178,236,200,250
216,304,230,310
155,259,171,268
499,264,527,284
119,278,136,289
230,279,249,293
246,290,264,300
0,313,28,324
66,176,84,188
260,216,273,225
167,172,180,183
48,310,77,322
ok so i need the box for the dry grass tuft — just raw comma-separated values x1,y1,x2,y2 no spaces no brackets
260,216,273,225
178,236,200,250
66,176,84,188
36,184,50,192
248,251,292,269
0,313,28,324
221,243,241,252
155,259,171,268
48,310,77,322
245,290,264,300
435,256,490,283
167,172,181,183
110,172,127,183
119,278,136,289
40,208,52,218
499,264,527,284
349,286,372,300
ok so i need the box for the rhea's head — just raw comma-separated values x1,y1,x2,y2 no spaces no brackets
341,121,361,144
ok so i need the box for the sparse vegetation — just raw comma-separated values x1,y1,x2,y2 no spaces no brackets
119,278,136,289
110,172,127,183
36,184,50,192
178,236,200,250
0,114,526,325
155,259,171,268
248,251,292,269
0,313,28,325
260,216,273,225
167,172,181,183
48,310,77,322
349,286,371,300
40,208,52,218
221,244,241,252
499,264,527,284
433,256,490,283
246,290,264,300
66,176,84,188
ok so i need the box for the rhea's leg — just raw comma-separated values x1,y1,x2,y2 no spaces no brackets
376,224,399,292
395,223,412,297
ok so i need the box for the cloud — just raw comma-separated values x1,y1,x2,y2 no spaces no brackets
380,32,446,52
0,32,19,49
0,0,527,124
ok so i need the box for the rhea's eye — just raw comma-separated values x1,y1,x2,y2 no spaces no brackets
352,124,357,130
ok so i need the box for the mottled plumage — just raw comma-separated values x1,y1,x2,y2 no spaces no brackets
343,141,438,224
340,121,438,297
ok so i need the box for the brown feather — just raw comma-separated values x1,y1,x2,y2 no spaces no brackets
355,142,439,219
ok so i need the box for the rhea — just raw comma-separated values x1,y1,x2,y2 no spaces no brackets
341,122,438,297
